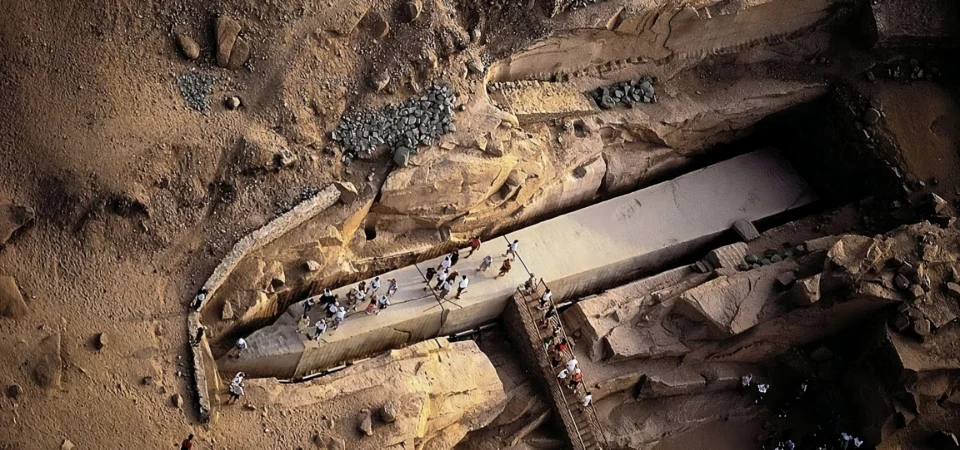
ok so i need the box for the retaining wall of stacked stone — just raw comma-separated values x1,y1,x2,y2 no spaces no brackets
187,183,342,423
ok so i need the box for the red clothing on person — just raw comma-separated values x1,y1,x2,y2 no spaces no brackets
556,342,568,353
571,372,583,383
181,439,194,450
470,238,481,249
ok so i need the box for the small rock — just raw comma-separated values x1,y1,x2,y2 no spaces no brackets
225,96,242,110
393,147,411,167
221,302,235,321
275,149,298,169
776,271,797,288
744,254,759,264
371,73,390,92
909,284,925,299
380,400,398,423
404,0,422,22
732,219,760,242
172,393,184,409
912,317,931,337
244,403,257,411
6,384,22,399
176,34,201,60
369,13,390,39
945,282,960,299
466,56,484,75
61,440,75,450
305,260,322,272
140,376,154,386
484,134,503,157
927,192,949,215
216,16,243,68
770,254,783,263
357,409,374,436
95,332,108,350
863,108,881,125
0,275,28,319
894,273,912,291
892,312,911,332
334,181,359,204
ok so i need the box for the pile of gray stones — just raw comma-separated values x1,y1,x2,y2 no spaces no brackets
589,76,657,109
738,244,809,271
331,84,457,167
177,70,217,113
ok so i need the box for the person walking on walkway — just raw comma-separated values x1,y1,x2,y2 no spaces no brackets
313,320,327,340
304,297,316,315
320,288,336,305
466,236,481,258
190,288,208,310
326,301,339,319
228,372,245,404
434,268,449,290
376,295,390,314
365,297,378,315
370,277,381,296
192,326,205,347
503,240,519,260
557,368,570,381
438,280,453,300
180,434,195,450
424,267,437,290
387,278,398,296
353,288,366,311
542,305,557,326
555,337,569,354
333,306,346,329
581,392,593,410
551,352,563,368
455,276,469,299
565,358,579,372
450,249,460,267
496,259,512,278
524,274,537,294
539,288,553,309
439,255,452,272
568,368,583,390
478,255,493,272
235,337,248,356
756,383,769,404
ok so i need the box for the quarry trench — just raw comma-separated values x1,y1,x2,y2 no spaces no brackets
219,148,820,380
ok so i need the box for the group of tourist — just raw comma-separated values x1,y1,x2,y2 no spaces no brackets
540,300,593,411
742,375,869,450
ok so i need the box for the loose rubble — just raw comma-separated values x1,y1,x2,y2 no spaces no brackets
568,0,603,11
330,85,457,164
176,71,217,112
589,76,657,109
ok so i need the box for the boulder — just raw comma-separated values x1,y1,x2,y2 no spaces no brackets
680,262,797,336
61,440,75,450
95,332,108,350
262,261,286,290
172,393,184,409
215,16,243,68
32,333,62,389
225,96,242,110
403,0,422,22
0,275,28,319
705,242,748,271
787,274,821,306
357,409,373,436
222,302,235,321
334,181,359,204
275,149,298,170
466,55,484,75
393,147,411,167
367,12,390,39
6,384,22,399
483,134,503,157
227,37,251,70
732,218,760,241
175,33,200,60
946,282,960,299
0,204,35,247
380,400,398,423
305,260,322,272
776,271,797,289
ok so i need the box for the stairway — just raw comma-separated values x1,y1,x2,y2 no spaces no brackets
512,286,608,450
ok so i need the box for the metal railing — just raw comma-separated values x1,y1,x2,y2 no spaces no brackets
507,236,609,449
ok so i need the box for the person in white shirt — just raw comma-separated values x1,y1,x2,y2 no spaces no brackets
741,374,753,393
190,289,208,310
582,392,593,408
434,269,448,290
539,289,553,309
524,273,537,294
326,301,339,318
840,433,852,449
376,295,390,314
313,320,327,340
756,383,769,404
455,276,469,299
353,289,366,311
503,240,519,260
439,255,452,272
853,437,863,448
333,307,346,329
557,368,570,380
565,358,578,372
236,338,248,354
370,277,381,296
478,255,493,272
228,372,245,403
386,278,398,296
438,280,453,300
